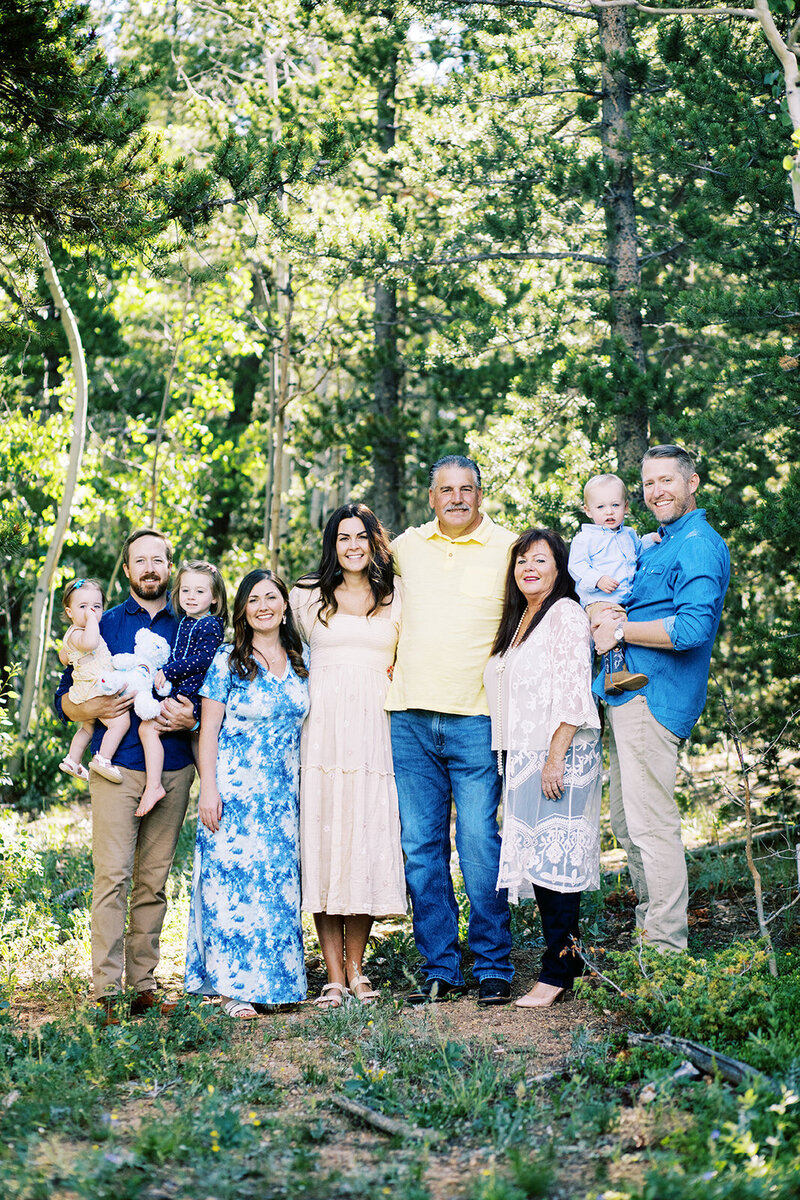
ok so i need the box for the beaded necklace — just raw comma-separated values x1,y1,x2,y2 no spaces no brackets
494,609,530,777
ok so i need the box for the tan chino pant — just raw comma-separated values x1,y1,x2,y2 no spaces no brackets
606,695,688,952
90,763,194,997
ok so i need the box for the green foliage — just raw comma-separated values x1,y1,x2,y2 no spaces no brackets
581,942,800,1072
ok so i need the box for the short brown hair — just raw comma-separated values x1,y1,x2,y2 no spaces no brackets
62,577,106,616
172,560,228,626
122,528,174,567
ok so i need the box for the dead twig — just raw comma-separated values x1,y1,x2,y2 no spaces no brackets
330,1095,441,1141
628,1031,775,1089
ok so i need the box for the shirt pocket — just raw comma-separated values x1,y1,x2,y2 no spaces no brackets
460,565,501,600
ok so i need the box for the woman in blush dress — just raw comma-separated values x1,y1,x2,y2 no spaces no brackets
185,569,309,1020
291,503,406,1008
485,528,601,1009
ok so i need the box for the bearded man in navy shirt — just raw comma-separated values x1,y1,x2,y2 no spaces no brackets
592,446,730,953
56,529,196,1023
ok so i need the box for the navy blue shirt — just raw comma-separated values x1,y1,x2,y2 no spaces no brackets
592,508,730,738
55,595,194,772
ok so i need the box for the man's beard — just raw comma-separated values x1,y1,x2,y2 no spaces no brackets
130,577,169,601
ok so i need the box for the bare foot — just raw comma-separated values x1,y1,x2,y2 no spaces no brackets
135,783,166,817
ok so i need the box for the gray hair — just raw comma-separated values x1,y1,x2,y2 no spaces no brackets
642,444,697,481
428,455,482,489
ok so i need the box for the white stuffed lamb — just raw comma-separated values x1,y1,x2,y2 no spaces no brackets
100,628,172,721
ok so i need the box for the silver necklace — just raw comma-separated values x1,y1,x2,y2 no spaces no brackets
254,644,283,673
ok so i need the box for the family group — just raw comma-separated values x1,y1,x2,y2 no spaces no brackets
54,446,730,1024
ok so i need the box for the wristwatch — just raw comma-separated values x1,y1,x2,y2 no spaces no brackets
614,624,625,644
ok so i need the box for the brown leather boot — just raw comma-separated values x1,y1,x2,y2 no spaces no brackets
605,670,648,693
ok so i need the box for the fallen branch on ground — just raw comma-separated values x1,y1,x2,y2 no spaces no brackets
627,1031,775,1089
331,1095,442,1141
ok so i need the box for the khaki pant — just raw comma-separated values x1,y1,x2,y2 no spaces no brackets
91,763,194,997
606,696,688,951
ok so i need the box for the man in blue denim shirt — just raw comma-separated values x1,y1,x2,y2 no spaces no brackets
592,446,730,952
56,529,196,1023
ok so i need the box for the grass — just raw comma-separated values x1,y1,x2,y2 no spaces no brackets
2,778,800,1199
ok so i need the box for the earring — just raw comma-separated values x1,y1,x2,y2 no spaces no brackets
282,612,287,624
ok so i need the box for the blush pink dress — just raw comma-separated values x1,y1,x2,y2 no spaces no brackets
290,585,407,917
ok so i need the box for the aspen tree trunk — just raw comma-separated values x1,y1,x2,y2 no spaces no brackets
371,35,404,534
265,49,294,572
269,265,293,574
598,8,650,475
754,0,800,214
149,278,192,525
17,234,88,740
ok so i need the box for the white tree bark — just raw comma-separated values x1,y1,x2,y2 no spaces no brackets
753,0,800,212
17,234,88,739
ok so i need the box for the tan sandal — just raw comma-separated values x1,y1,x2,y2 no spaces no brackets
90,753,122,783
348,973,380,1005
221,998,258,1020
313,982,349,1009
59,756,89,782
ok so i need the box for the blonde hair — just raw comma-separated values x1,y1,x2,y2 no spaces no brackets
583,473,628,505
171,560,228,626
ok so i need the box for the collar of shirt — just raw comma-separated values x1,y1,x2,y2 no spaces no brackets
583,521,629,537
422,514,492,545
123,594,176,618
657,507,706,542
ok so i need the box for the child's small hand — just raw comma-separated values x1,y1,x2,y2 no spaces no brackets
597,575,619,593
154,669,167,690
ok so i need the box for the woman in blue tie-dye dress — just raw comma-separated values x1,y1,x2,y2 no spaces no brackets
185,569,309,1019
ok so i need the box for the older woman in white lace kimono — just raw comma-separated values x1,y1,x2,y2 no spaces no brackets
485,528,601,1009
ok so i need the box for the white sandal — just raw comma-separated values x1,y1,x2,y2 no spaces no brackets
90,754,122,783
313,982,349,1009
348,973,380,1005
59,756,89,782
221,998,258,1020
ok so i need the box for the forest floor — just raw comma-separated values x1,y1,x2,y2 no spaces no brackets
2,746,800,1200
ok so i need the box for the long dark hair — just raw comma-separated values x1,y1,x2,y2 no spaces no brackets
228,569,308,681
491,528,577,656
295,503,394,625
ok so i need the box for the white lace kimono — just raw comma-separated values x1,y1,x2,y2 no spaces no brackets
484,598,602,901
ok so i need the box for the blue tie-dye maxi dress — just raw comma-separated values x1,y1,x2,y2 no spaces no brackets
185,645,309,1004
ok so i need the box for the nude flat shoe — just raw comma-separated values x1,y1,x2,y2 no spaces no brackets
514,982,569,1009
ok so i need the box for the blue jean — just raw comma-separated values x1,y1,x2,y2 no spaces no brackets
390,710,513,985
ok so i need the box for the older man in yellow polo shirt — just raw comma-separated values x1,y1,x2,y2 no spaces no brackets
387,455,516,1006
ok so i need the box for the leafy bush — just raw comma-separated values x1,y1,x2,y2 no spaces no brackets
580,942,800,1065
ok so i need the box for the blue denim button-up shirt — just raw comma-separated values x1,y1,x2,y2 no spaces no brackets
55,595,193,771
592,508,730,738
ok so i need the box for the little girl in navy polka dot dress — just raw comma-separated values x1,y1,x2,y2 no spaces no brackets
136,560,227,816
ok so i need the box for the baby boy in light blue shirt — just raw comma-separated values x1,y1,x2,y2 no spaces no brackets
568,473,659,693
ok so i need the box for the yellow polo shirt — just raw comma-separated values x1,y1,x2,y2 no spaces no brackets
386,514,516,717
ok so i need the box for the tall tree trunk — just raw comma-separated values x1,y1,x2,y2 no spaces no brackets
598,8,650,475
149,277,192,525
17,234,88,740
754,0,800,214
270,264,294,574
370,40,404,533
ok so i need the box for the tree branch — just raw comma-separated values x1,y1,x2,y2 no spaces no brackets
385,249,609,267
451,0,595,18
